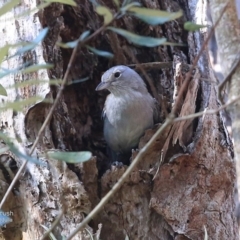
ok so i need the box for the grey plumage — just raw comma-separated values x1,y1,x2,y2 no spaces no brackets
96,65,156,162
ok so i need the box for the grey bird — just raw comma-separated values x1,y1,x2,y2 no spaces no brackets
96,65,156,163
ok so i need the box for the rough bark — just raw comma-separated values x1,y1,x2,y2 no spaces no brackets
0,0,238,240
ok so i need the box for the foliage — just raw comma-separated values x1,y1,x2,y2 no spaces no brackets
0,0,201,237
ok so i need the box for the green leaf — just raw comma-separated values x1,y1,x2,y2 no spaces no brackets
128,7,182,25
7,79,62,89
0,96,50,111
0,0,20,17
184,21,207,32
120,2,141,12
71,77,89,84
0,45,10,64
8,2,51,20
79,30,91,41
0,67,20,79
57,40,79,49
47,151,92,163
21,64,53,74
95,6,113,24
44,0,77,6
87,46,114,58
0,84,7,96
113,0,119,7
0,211,12,227
108,27,167,47
0,133,46,166
121,0,131,7
163,41,186,46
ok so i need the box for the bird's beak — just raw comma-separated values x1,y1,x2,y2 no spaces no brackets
95,81,110,91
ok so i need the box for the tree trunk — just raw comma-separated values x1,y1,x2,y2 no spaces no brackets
0,0,238,239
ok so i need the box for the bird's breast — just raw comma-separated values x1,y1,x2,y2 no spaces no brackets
104,93,154,153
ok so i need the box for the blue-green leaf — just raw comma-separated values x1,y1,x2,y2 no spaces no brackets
128,7,182,25
0,0,20,17
0,96,48,111
184,21,207,32
44,0,77,6
87,46,114,58
71,77,89,84
47,151,92,163
0,133,46,166
79,30,91,41
33,28,49,44
15,28,49,55
57,40,79,49
108,27,167,47
21,64,53,74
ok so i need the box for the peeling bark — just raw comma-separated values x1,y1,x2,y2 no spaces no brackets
0,0,238,239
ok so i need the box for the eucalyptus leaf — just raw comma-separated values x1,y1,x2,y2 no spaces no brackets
0,0,20,17
113,0,119,7
0,45,10,64
0,96,50,111
0,133,46,166
0,67,20,79
33,28,49,44
7,2,51,20
79,30,91,41
0,211,12,227
87,46,114,58
47,151,92,163
120,2,141,12
7,79,62,88
57,40,79,49
15,28,49,55
128,7,182,25
108,27,167,47
21,64,53,74
44,0,77,6
95,6,113,24
71,77,89,84
121,0,131,7
0,84,7,96
163,41,186,46
184,21,207,32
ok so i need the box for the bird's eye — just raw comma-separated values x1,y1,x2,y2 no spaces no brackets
114,72,121,78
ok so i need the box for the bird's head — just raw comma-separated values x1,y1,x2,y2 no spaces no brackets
95,65,147,95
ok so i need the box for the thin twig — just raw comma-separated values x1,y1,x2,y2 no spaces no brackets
128,62,173,70
0,13,118,209
174,95,240,122
65,118,173,240
65,3,230,240
172,1,229,115
217,54,240,104
40,210,64,240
